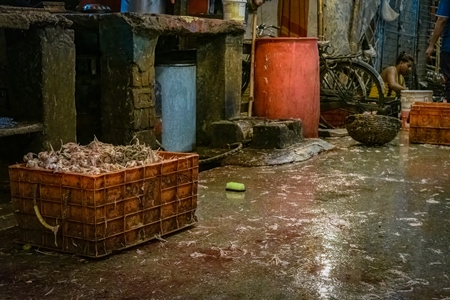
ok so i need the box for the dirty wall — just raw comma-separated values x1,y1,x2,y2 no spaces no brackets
322,0,380,55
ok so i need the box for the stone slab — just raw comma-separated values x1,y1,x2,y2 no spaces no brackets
0,6,72,29
0,121,43,137
65,13,245,36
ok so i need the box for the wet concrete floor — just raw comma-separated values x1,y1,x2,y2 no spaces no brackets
1,131,450,299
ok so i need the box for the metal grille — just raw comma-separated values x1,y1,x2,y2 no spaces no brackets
379,0,419,88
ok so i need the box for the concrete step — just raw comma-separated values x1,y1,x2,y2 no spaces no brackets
211,117,304,149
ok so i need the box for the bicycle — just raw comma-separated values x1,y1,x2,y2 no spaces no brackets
318,41,400,128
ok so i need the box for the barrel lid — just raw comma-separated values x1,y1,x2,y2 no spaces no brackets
155,61,195,66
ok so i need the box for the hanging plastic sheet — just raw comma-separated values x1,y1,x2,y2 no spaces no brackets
349,0,381,54
381,0,399,22
325,0,380,55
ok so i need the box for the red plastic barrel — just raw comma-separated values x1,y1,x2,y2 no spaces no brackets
254,38,320,138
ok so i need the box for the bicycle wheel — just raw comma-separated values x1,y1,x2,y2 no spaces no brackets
320,60,385,128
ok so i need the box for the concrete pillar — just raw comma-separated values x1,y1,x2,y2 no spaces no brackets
0,30,7,112
196,34,242,146
99,18,158,148
5,26,76,150
224,35,243,119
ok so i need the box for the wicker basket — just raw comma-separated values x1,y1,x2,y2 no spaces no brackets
345,114,401,145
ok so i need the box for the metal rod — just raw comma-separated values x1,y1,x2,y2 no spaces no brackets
318,0,324,40
247,11,258,117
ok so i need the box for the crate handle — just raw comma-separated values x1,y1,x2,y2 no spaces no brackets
33,184,60,246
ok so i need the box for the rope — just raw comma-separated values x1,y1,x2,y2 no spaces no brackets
156,139,244,165
199,142,243,165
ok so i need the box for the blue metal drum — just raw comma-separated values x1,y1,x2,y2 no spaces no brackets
155,63,196,152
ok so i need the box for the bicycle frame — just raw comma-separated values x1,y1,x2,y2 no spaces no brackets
319,42,399,118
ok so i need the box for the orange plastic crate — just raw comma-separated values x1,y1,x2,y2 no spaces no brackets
9,151,199,258
409,102,450,145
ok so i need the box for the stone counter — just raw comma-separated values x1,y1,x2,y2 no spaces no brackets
1,8,244,151
64,12,245,147
0,6,72,29
65,13,245,36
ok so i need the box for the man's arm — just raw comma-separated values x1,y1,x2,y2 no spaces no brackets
426,16,448,58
